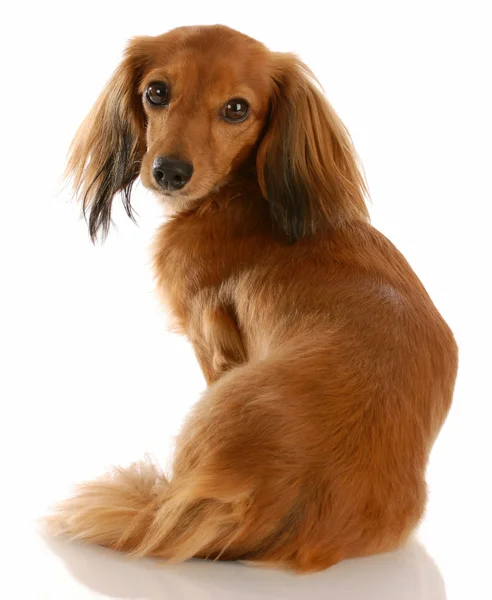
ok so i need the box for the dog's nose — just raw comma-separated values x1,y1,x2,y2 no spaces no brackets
152,157,193,191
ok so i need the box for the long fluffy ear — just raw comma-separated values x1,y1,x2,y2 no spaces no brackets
66,39,149,241
257,55,369,242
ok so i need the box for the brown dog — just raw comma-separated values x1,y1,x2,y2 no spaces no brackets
50,25,458,572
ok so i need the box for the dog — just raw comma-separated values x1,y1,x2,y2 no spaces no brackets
49,25,458,572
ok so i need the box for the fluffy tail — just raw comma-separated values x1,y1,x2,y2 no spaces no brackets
46,458,265,563
46,357,311,567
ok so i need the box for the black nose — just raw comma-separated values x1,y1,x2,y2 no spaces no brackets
152,157,193,191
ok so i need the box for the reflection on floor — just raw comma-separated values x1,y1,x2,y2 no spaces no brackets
41,531,445,600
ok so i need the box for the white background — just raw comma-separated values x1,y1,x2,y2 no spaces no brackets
1,1,491,598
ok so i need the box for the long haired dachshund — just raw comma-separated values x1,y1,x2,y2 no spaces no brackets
49,25,458,572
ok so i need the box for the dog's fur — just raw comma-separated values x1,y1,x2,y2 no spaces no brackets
50,25,458,572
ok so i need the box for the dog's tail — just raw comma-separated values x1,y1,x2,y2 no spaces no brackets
45,355,316,566
46,455,301,566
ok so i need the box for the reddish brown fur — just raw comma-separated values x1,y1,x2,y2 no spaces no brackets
50,25,458,572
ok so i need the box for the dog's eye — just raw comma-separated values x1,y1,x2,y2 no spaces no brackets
222,98,250,123
146,81,170,107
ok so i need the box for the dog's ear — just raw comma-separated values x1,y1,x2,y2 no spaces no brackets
257,55,369,242
66,38,151,241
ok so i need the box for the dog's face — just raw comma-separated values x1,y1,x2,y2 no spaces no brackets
67,25,368,241
137,29,272,211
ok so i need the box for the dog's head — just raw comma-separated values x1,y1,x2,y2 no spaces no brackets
68,25,368,241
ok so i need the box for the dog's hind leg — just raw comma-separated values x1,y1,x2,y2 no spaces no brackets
47,347,427,571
